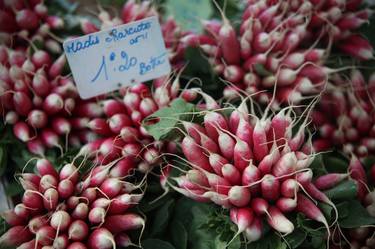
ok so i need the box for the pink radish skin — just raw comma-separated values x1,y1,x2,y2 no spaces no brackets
53,234,69,249
261,174,280,201
88,118,112,136
41,129,61,149
39,175,58,193
32,73,50,97
109,158,134,177
296,193,329,231
72,203,89,220
67,242,87,249
75,102,103,118
36,159,58,178
245,217,263,242
31,50,51,68
242,164,261,194
43,93,64,115
267,206,294,234
27,110,48,128
88,228,115,249
48,54,66,78
13,92,32,116
68,220,89,241
204,112,229,142
103,214,144,234
209,153,228,175
14,204,29,220
52,117,71,135
81,188,97,203
13,122,32,142
57,179,74,199
349,155,368,200
22,191,43,211
100,178,122,198
29,216,48,234
16,9,39,30
89,207,106,224
314,173,348,190
115,233,132,247
43,188,59,210
108,114,132,133
221,163,241,185
59,163,79,183
102,99,126,117
272,152,297,177
50,210,70,231
36,226,56,246
17,239,41,249
228,186,251,207
230,208,254,234
281,179,299,198
251,198,269,216
182,136,212,172
276,197,297,212
253,119,269,162
1,210,25,226
0,225,33,247
233,139,252,171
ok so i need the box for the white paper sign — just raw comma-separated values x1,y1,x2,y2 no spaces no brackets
63,16,171,99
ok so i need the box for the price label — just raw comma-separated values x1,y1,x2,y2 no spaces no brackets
63,16,171,99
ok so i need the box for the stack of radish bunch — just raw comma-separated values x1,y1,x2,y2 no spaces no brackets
0,0,64,54
301,0,373,61
167,99,334,241
0,158,144,249
0,44,83,156
74,76,196,173
197,0,372,108
312,70,375,158
79,0,194,69
197,1,328,108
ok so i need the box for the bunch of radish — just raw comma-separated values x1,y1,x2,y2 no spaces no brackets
79,0,194,69
0,0,64,54
329,163,373,249
312,70,375,158
73,75,196,173
0,157,145,248
163,96,336,242
193,0,372,108
0,44,85,156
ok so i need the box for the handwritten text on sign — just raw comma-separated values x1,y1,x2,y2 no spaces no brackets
63,16,171,99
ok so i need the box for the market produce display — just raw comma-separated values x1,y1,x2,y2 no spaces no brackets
1,0,375,249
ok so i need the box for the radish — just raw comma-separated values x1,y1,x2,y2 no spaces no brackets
16,9,39,30
228,186,251,207
39,175,58,193
13,92,32,116
261,174,280,201
57,179,74,199
35,226,55,246
103,214,144,234
43,93,64,115
68,220,89,241
88,228,116,249
13,122,32,142
43,188,59,210
267,206,294,234
1,210,25,226
27,110,48,128
0,225,33,247
89,207,106,224
314,173,349,190
14,204,29,220
71,203,89,220
251,198,269,216
68,242,88,249
244,217,263,242
50,210,70,231
296,193,330,235
53,234,69,249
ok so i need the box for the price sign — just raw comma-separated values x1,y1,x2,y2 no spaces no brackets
63,16,171,99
